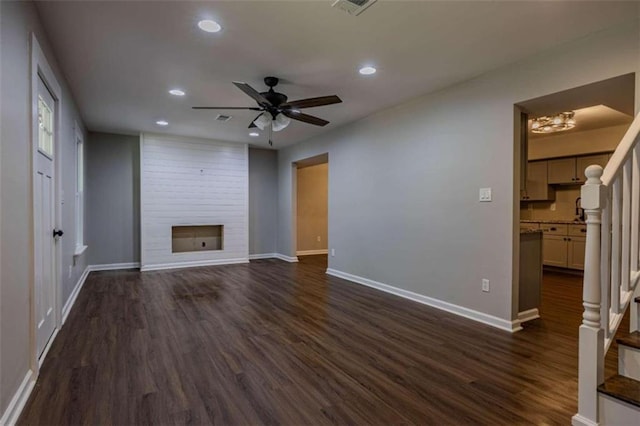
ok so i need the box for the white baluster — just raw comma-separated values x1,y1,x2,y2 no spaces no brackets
632,144,640,333
631,145,639,273
573,165,605,426
611,177,621,314
601,201,611,341
622,160,631,293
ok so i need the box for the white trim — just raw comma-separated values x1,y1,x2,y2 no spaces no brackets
89,262,141,272
326,268,521,333
139,133,146,268
571,414,599,426
140,258,248,272
73,244,88,257
274,253,299,263
61,266,90,324
249,253,278,260
38,328,58,368
248,253,300,262
296,249,329,256
0,371,36,426
517,308,540,323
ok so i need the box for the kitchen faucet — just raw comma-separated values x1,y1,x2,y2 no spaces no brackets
575,197,585,222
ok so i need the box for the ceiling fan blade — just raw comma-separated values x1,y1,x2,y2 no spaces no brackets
233,81,272,106
192,106,262,110
248,113,264,128
282,95,342,109
283,110,329,127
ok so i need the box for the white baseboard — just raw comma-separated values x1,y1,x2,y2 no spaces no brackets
61,266,90,325
571,414,598,426
140,258,248,272
296,249,328,256
0,370,35,426
326,268,521,333
249,253,278,260
89,262,140,272
248,253,299,262
517,308,540,323
274,253,298,263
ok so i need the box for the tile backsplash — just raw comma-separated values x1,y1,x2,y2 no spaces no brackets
520,186,582,221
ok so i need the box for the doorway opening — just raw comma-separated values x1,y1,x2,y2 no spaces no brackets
293,154,328,267
514,73,636,330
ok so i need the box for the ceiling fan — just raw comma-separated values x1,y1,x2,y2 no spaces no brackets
193,77,342,145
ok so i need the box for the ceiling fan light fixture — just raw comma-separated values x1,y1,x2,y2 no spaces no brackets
272,113,291,132
254,113,272,130
198,19,222,33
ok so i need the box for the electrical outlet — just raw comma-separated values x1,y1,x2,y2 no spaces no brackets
68,265,72,279
331,248,335,257
317,236,321,242
550,203,557,211
482,279,490,292
479,188,492,202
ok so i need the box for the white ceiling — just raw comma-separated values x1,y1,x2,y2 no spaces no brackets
35,1,639,148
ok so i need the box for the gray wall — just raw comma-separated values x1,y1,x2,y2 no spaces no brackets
277,21,640,325
0,0,88,415
86,132,140,265
249,148,278,255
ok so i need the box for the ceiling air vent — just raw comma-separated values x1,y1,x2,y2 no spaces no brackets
332,0,377,16
215,114,232,122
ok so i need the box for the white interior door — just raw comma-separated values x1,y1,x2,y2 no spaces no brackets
35,75,57,358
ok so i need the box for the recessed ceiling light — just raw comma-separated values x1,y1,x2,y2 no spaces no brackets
169,89,185,96
249,132,259,137
198,19,222,33
156,120,169,126
359,66,377,75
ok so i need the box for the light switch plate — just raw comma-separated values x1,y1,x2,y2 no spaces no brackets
479,188,492,202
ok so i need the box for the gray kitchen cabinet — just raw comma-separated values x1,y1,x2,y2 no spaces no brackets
521,160,554,201
547,154,610,185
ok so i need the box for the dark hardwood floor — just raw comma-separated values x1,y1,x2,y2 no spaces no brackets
19,257,626,425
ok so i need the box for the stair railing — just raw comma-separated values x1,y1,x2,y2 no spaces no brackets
573,114,640,426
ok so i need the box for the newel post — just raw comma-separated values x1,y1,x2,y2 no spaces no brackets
573,165,606,426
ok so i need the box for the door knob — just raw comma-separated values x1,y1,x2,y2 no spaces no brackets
53,229,64,238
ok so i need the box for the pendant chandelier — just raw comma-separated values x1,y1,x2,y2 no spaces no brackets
531,111,576,134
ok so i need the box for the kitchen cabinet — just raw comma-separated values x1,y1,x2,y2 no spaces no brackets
540,223,587,270
543,235,568,267
567,237,586,270
576,154,609,182
547,154,610,185
521,161,555,201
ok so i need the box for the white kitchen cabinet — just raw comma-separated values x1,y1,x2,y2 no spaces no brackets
567,236,586,270
537,223,586,270
543,235,569,267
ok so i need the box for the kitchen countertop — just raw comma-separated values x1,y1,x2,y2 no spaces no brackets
520,229,544,234
520,219,585,225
